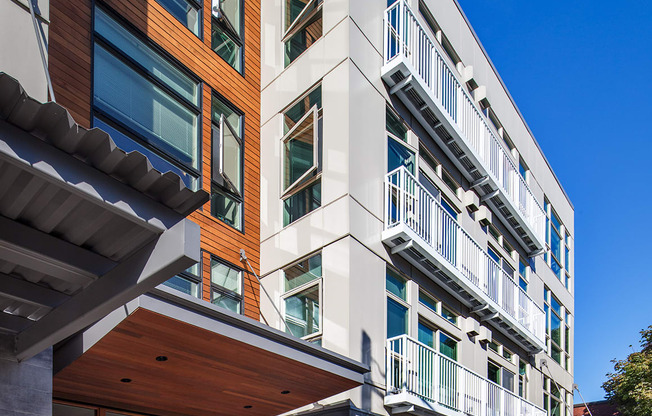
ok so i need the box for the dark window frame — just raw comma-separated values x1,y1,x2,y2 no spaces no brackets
210,91,246,232
91,2,204,185
209,254,245,314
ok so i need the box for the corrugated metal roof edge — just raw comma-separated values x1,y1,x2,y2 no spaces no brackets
0,73,209,217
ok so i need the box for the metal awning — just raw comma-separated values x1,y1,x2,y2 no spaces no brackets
0,73,209,361
54,286,369,416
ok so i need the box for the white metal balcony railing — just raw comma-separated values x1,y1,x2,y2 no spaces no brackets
383,0,546,249
386,335,546,416
385,167,545,345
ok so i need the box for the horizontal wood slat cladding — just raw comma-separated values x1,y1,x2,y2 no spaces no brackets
49,0,262,319
54,309,359,416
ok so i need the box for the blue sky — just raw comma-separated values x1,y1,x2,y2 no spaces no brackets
456,0,652,404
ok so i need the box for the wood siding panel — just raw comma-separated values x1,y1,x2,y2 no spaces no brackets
49,0,262,320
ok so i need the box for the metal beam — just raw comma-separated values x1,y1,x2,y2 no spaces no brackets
0,215,114,285
480,189,500,202
0,272,70,308
14,218,200,361
481,312,499,322
389,75,413,95
391,240,413,254
471,176,490,189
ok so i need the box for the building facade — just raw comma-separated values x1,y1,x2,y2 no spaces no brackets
260,1,574,416
0,0,368,414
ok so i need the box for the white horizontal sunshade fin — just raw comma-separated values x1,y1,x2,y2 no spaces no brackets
94,45,198,169
281,105,318,198
95,8,199,105
220,114,243,196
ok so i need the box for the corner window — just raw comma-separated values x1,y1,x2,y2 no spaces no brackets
284,0,323,66
211,0,243,72
211,95,244,229
162,260,202,298
156,0,201,36
282,85,322,226
92,6,201,189
282,253,322,340
210,257,243,313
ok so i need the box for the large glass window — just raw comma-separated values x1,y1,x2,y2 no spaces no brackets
93,7,200,189
162,260,202,298
284,0,323,66
156,0,201,36
282,86,322,225
211,95,244,229
210,257,243,313
282,253,322,340
211,0,243,72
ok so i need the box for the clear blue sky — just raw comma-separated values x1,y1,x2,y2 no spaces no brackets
456,0,652,404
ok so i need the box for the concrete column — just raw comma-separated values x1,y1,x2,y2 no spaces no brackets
0,348,52,416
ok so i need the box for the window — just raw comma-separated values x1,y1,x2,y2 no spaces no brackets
211,0,243,72
417,322,457,361
282,253,322,340
418,290,458,325
282,86,322,225
387,268,408,338
210,257,243,313
488,361,515,392
162,260,201,298
93,7,201,190
544,198,571,288
519,157,529,183
386,106,416,175
211,95,244,229
544,287,570,369
388,135,416,175
518,360,528,399
519,257,529,292
156,0,201,36
544,376,564,416
284,0,323,66
386,105,408,141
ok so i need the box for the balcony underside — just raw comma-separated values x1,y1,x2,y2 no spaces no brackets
382,62,543,256
383,224,545,353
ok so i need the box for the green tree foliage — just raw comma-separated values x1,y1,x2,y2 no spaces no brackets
603,326,652,416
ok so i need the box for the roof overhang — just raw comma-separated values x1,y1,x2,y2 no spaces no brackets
53,286,369,416
0,73,209,361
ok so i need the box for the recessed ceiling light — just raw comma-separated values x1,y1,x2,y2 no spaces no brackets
120,378,132,383
281,390,290,395
155,356,168,362
244,405,252,409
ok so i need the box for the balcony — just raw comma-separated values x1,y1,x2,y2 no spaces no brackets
381,0,546,255
383,167,545,352
386,335,546,416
